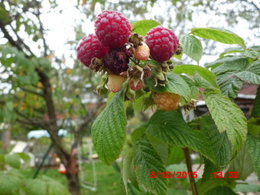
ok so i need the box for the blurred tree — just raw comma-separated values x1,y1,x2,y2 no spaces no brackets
0,0,104,194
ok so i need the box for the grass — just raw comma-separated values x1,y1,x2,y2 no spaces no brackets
21,161,125,195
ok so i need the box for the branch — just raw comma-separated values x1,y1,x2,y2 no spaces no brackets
34,4,48,56
20,87,43,97
36,68,58,130
0,21,24,52
241,0,260,11
183,148,199,195
15,109,49,129
9,24,35,57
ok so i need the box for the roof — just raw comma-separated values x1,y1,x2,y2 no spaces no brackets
240,84,258,95
27,129,68,139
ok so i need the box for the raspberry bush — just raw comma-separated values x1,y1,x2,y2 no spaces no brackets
77,11,260,195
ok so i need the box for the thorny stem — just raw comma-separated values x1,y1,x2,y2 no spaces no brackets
183,147,199,195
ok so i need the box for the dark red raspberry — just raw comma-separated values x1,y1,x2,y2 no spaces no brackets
104,46,132,75
146,26,179,62
77,34,108,69
95,11,132,49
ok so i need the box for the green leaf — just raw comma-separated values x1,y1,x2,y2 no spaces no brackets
46,178,70,195
24,179,48,195
191,27,245,47
146,111,215,163
219,47,244,57
147,134,168,164
252,86,260,117
205,93,247,153
228,144,254,180
180,34,203,63
166,164,187,172
145,73,191,100
202,158,221,183
0,5,12,25
206,56,248,69
122,148,138,194
0,154,5,169
131,123,148,142
0,173,23,195
92,91,127,164
132,20,160,36
133,138,167,195
17,152,31,164
167,146,184,165
247,134,260,177
213,58,249,98
190,115,232,166
248,118,260,138
205,186,237,195
236,60,260,84
173,65,218,88
5,154,21,169
235,183,260,193
244,49,260,59
215,72,243,99
198,179,231,195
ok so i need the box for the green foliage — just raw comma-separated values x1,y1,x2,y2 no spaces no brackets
205,56,248,69
0,4,11,25
122,148,138,194
146,73,191,100
189,115,232,166
205,186,237,195
191,27,245,47
5,154,21,169
198,179,231,195
133,138,168,195
147,134,168,164
167,146,184,165
132,20,160,35
235,183,260,193
212,58,248,98
247,134,260,178
173,65,218,88
24,179,48,195
92,91,127,164
0,171,24,195
146,111,215,162
236,60,260,84
228,144,254,180
180,34,203,63
0,170,69,195
205,92,247,153
252,86,260,117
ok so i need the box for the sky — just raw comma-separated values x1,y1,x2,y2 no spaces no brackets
36,0,259,68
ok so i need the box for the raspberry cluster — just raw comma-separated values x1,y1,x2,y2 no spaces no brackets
77,10,181,110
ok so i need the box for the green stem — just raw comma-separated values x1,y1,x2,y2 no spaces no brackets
183,147,199,195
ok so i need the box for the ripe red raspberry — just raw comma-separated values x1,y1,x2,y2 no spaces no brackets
154,92,181,111
77,34,108,69
146,27,179,62
104,46,132,74
95,11,132,49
